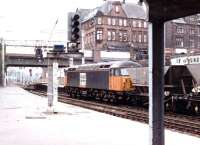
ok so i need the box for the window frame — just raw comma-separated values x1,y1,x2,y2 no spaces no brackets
96,29,103,40
97,17,102,25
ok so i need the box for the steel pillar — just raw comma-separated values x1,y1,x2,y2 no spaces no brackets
47,57,58,113
148,21,165,145
0,39,5,87
46,52,82,113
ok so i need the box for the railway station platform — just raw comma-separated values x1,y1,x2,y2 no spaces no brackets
0,86,200,145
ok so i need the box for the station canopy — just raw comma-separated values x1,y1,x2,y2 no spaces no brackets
145,0,200,22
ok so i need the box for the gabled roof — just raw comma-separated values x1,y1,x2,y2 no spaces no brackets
76,9,92,21
79,1,146,23
122,3,146,19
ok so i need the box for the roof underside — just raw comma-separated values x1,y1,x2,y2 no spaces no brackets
146,0,200,22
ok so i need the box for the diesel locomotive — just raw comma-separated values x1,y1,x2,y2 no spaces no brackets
64,61,200,114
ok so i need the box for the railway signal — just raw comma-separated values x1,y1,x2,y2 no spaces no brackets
35,47,43,62
68,13,81,52
71,14,80,43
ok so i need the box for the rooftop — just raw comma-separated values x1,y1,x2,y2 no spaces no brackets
78,1,146,22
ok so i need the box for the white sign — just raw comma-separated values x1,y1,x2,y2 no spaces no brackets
80,73,86,87
171,55,200,65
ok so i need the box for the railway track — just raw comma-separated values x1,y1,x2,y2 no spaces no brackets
28,90,200,137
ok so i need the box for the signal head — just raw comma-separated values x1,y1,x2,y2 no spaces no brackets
71,13,80,43
72,14,80,21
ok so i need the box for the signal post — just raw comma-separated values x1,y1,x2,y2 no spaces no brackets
47,44,83,113
0,39,6,87
48,11,82,112
67,12,82,66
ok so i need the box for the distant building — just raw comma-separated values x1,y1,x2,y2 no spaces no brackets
165,15,200,64
166,15,200,54
78,1,148,63
71,1,200,65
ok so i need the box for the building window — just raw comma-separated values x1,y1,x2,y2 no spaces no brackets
119,32,123,41
119,19,123,26
112,31,116,41
96,29,103,40
138,21,141,27
112,18,116,25
115,6,119,13
176,37,184,47
190,28,195,35
123,19,127,26
190,39,195,48
108,31,116,41
138,33,142,42
97,17,102,25
123,32,128,41
141,21,144,28
144,34,147,43
133,20,136,27
108,18,111,25
108,31,111,40
176,26,184,33
132,32,137,42
144,21,147,28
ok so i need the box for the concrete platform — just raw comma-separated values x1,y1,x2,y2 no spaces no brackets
0,86,199,145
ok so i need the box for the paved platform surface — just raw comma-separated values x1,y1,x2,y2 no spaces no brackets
0,86,200,145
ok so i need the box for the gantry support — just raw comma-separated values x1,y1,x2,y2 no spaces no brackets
47,53,59,113
46,52,83,113
144,0,200,145
148,21,165,145
0,39,6,87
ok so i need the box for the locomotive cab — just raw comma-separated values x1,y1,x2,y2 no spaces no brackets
109,68,134,91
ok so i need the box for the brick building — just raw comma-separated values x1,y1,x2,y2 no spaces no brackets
71,1,200,65
79,1,148,62
165,14,200,56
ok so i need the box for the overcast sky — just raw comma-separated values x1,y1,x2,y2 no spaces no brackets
0,0,138,41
